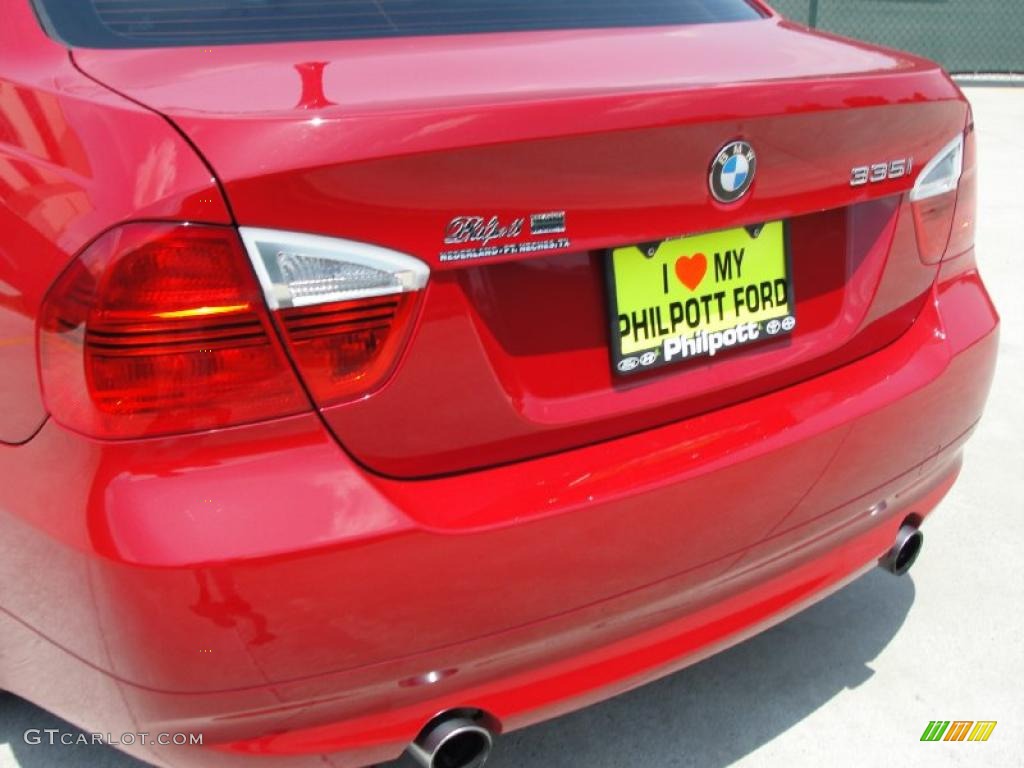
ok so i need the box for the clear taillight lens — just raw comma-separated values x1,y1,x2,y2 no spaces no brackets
942,122,977,261
38,224,310,439
911,131,971,264
911,134,964,203
239,228,429,405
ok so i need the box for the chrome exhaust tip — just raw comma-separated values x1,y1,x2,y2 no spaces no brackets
407,712,494,768
880,523,924,576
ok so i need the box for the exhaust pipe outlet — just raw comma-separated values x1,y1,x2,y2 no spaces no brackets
407,712,494,768
880,524,924,576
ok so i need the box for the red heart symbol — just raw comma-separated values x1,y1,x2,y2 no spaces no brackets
675,253,707,291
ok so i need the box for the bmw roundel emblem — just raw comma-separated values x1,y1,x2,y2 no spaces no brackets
710,141,757,203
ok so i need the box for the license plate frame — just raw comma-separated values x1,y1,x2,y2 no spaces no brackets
605,221,796,377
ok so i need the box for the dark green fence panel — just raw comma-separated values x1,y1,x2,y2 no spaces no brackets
769,0,1024,73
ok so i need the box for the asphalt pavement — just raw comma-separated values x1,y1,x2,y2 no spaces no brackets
2,86,1022,768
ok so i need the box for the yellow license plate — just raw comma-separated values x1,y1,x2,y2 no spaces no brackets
607,222,795,376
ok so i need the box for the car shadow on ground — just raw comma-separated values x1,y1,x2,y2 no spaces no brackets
0,569,914,768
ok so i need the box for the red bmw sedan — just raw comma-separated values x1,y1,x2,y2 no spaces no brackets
0,1,998,767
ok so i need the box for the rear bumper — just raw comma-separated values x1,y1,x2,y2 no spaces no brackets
0,265,998,768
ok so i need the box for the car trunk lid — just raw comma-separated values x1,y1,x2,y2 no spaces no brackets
73,20,968,477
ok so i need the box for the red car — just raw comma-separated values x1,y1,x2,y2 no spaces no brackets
0,1,998,767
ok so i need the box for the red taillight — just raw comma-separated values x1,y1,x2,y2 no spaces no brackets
911,190,959,263
239,228,429,407
277,293,419,405
943,121,978,260
910,125,974,264
39,223,310,439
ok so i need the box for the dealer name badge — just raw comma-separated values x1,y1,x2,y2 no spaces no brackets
440,212,570,262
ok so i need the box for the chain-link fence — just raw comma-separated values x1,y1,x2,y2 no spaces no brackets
769,0,1024,74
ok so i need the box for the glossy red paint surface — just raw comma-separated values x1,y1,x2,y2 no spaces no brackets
72,18,969,476
0,1,1000,767
0,7,229,444
0,264,997,768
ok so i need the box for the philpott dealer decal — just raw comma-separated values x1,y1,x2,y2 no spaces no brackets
608,221,796,376
440,212,570,262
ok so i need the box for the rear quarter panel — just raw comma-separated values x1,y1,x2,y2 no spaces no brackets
0,0,231,443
